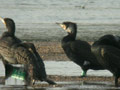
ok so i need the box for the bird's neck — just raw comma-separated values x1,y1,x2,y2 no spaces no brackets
6,25,15,36
62,31,77,45
1,28,15,38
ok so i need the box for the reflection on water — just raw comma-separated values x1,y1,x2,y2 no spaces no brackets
0,61,112,77
0,61,119,90
44,61,112,76
1,81,120,90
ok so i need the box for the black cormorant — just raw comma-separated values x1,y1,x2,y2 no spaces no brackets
91,34,120,86
57,21,104,77
0,17,56,85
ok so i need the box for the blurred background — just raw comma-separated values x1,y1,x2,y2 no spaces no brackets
0,0,120,41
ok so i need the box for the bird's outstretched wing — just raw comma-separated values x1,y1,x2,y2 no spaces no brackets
14,43,56,84
20,43,47,80
12,45,35,64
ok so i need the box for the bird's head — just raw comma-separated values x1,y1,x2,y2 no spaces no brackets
56,21,77,34
0,17,15,35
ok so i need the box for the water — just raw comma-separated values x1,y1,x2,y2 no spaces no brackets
0,61,118,90
45,61,112,76
0,61,112,78
0,0,120,41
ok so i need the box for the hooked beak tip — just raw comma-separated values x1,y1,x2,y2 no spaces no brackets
0,17,5,24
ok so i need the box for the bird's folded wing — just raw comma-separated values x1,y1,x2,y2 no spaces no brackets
100,46,120,68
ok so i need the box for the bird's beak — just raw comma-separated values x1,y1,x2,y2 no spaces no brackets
56,22,66,30
0,17,5,25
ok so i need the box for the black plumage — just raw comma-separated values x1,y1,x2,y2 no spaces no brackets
57,22,104,77
91,34,120,86
0,17,55,85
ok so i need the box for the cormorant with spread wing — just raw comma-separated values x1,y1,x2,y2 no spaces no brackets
0,17,55,85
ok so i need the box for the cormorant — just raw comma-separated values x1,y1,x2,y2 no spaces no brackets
57,21,104,77
0,17,56,85
91,34,120,86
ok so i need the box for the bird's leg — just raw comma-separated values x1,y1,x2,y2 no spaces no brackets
115,76,119,87
32,79,35,85
24,65,33,86
80,61,89,77
4,64,14,79
80,70,87,77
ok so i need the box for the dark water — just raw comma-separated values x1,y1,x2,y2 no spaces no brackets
0,0,120,41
